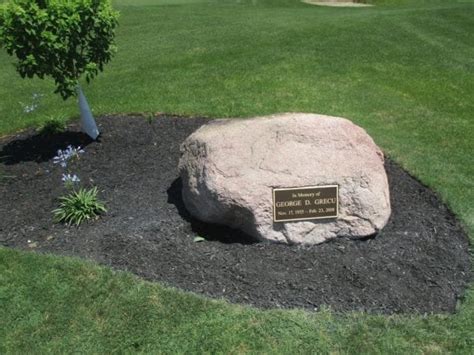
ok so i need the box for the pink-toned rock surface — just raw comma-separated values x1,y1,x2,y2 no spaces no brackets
179,113,391,245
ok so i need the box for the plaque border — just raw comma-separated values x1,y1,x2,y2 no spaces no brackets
272,184,339,223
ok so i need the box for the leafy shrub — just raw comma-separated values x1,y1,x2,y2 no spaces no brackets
39,117,66,135
53,187,106,226
0,0,119,99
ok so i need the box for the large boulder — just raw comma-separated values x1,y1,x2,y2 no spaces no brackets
178,113,391,245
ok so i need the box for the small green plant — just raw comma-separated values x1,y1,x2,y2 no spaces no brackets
145,112,155,125
53,187,106,226
51,145,107,226
39,117,66,135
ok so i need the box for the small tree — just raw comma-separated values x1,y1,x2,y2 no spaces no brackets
0,0,119,139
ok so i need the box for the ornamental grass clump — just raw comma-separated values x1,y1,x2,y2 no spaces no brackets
53,187,106,226
51,145,106,225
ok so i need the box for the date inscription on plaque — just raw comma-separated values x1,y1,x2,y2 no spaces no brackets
273,185,339,222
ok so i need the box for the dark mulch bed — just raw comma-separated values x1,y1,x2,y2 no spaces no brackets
0,115,471,314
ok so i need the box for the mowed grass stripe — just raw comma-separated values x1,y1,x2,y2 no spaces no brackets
1,247,473,353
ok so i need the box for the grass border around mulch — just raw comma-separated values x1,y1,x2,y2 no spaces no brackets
0,245,472,353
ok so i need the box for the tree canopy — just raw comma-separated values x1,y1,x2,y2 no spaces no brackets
0,0,119,99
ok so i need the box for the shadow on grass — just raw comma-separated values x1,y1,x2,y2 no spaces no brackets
0,131,93,165
167,178,259,245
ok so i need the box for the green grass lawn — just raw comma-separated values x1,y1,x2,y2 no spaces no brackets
1,0,473,352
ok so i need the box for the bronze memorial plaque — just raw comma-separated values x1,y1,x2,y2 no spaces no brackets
273,185,339,222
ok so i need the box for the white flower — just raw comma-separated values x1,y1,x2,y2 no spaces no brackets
20,93,44,114
53,146,85,168
22,103,38,113
32,93,43,100
62,174,80,184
